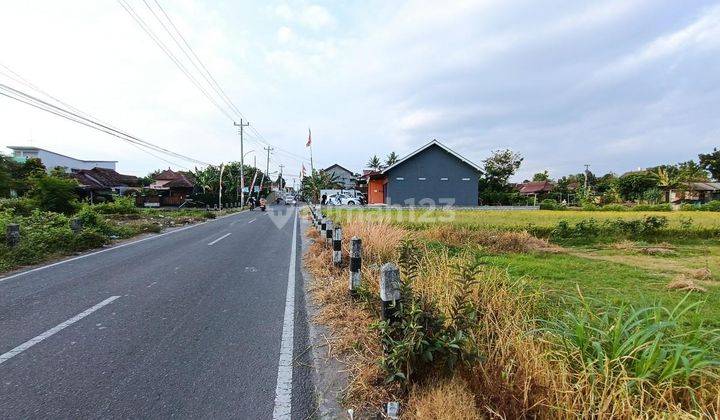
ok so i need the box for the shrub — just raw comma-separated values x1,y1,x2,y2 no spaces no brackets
539,199,564,210
700,200,720,212
632,204,672,212
71,228,108,251
601,204,628,212
75,205,110,234
92,196,139,214
28,175,79,215
203,211,216,219
373,241,481,387
0,198,36,216
540,296,720,396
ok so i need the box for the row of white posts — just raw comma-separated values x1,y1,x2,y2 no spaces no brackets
308,205,400,321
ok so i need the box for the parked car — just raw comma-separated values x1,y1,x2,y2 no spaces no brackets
327,193,361,206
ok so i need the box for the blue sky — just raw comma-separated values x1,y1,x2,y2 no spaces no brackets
1,0,719,184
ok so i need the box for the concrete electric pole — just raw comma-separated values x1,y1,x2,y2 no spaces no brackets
264,146,273,191
233,119,250,206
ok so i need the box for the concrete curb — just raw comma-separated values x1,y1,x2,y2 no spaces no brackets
300,210,348,419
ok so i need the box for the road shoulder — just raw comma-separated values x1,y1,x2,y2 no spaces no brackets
300,212,348,419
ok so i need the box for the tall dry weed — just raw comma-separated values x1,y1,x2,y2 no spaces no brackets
304,217,720,419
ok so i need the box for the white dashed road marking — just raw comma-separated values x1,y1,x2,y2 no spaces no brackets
207,233,232,246
272,208,297,419
0,296,120,365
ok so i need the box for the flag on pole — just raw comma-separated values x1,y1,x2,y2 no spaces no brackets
306,128,312,147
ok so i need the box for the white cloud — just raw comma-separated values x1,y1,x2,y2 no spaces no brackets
297,5,335,30
277,26,294,43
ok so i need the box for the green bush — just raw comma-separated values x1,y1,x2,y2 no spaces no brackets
0,198,36,216
92,196,139,214
601,204,628,212
71,228,108,251
75,205,111,234
700,200,720,212
28,175,79,215
539,199,563,210
540,296,720,393
203,211,216,219
373,241,481,387
632,204,672,212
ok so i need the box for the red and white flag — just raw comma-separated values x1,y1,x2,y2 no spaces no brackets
306,128,312,147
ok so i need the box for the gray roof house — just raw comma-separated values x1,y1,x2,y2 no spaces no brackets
364,140,481,206
321,164,356,189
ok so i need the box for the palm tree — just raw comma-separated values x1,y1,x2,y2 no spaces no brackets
367,155,382,170
300,170,340,203
655,167,675,203
385,152,399,167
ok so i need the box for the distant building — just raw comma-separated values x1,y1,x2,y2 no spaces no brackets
517,180,555,195
668,182,720,204
7,146,116,173
71,167,140,202
363,140,481,206
321,164,356,189
147,169,195,206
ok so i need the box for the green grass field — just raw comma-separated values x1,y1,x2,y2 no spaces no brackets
328,208,720,229
327,208,720,327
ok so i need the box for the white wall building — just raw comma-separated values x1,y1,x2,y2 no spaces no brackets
7,146,116,173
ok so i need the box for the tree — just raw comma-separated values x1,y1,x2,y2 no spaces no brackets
675,160,709,183
28,174,79,214
615,172,659,202
367,155,382,170
478,149,523,205
385,152,399,167
699,148,720,180
532,171,549,182
481,149,523,190
300,170,340,203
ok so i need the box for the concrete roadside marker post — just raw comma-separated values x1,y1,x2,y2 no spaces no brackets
320,218,326,234
386,402,400,419
332,225,342,266
6,224,20,247
380,263,401,322
70,218,83,234
349,237,362,295
325,220,334,248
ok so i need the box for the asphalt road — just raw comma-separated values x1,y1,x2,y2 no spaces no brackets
0,206,314,419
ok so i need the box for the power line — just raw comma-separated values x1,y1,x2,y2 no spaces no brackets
152,0,244,119
119,1,315,167
117,0,235,121
0,63,190,169
0,82,210,166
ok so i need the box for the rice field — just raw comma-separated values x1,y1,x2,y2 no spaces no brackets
305,207,720,418
326,208,720,230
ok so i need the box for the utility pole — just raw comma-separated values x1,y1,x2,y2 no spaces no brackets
278,164,284,192
218,163,225,210
234,119,250,206
584,164,591,190
264,146,273,192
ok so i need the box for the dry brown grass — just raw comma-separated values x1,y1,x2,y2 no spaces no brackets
406,376,481,420
421,225,561,253
667,275,708,292
304,231,401,415
304,217,720,419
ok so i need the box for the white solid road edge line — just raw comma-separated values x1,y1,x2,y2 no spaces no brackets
0,296,120,366
0,210,247,283
272,208,298,420
207,232,232,246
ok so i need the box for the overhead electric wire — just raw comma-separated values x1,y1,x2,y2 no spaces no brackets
117,0,234,121
119,0,316,169
0,82,210,166
0,65,196,169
